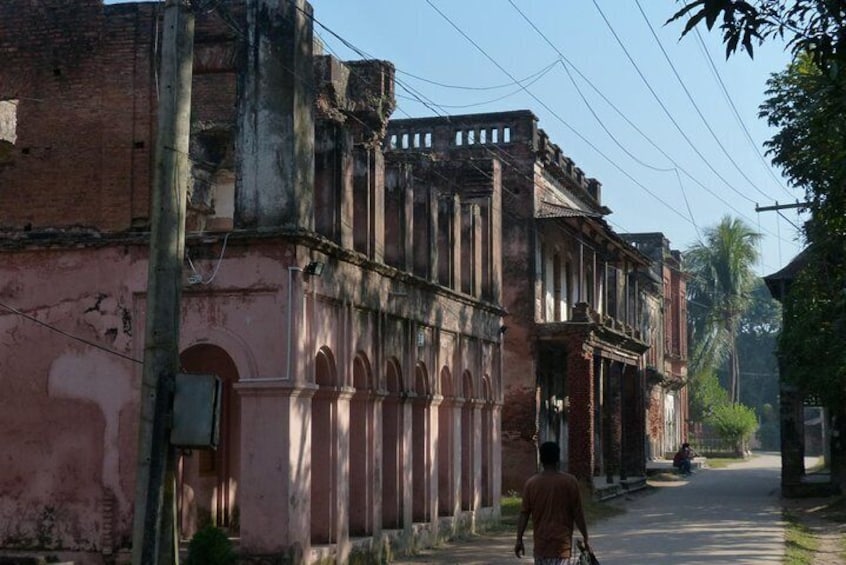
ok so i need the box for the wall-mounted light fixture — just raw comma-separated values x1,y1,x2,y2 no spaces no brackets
304,260,325,276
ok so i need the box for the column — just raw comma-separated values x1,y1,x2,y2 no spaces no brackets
567,346,595,482
235,380,316,558
237,0,314,229
451,194,462,292
428,395,443,532
472,399,483,513
335,387,353,563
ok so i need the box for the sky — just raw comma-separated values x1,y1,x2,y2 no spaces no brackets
107,0,807,275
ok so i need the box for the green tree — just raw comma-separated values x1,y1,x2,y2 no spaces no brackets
670,0,846,475
688,368,730,423
707,403,759,456
758,55,846,408
667,1,846,69
721,279,780,412
686,216,761,403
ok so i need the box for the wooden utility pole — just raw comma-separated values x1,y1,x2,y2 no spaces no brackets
131,2,195,564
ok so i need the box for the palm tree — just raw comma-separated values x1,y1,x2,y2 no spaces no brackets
686,216,761,403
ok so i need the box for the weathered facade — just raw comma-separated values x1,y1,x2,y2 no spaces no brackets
0,1,502,563
386,111,652,492
623,233,688,460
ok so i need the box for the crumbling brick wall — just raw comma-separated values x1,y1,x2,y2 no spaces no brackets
0,1,241,233
0,1,155,231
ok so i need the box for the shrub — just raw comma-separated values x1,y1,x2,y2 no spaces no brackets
184,526,236,565
706,403,759,456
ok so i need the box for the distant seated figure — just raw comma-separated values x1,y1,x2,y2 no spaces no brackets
672,442,697,475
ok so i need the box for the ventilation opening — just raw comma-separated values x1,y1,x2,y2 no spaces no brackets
0,99,19,145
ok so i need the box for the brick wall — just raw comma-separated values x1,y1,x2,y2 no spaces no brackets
566,336,594,481
0,1,240,233
0,1,151,231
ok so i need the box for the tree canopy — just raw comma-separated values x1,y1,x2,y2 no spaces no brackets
667,0,846,68
670,0,846,415
759,53,846,407
686,216,761,402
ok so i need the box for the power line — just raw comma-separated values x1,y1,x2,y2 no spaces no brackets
777,210,802,232
504,1,716,240
397,57,561,91
394,58,557,109
422,1,704,225
633,0,779,202
557,60,673,174
692,26,795,199
591,0,759,206
423,1,801,245
496,0,796,246
0,300,143,364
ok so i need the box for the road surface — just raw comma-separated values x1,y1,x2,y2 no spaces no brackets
394,453,785,564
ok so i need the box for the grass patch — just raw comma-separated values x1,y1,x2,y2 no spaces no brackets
784,512,819,565
703,457,739,469
500,495,522,527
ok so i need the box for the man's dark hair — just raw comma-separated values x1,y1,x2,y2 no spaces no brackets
539,441,560,466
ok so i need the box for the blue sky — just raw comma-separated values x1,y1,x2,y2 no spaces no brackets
107,0,806,274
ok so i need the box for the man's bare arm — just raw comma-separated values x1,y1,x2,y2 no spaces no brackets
514,511,530,557
575,506,589,550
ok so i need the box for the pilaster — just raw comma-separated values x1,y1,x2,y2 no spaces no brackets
235,379,317,559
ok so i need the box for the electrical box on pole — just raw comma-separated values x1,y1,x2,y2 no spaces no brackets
171,373,222,449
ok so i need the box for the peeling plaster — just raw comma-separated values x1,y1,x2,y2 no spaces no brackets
48,352,134,510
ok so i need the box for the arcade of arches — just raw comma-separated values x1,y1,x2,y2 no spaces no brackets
179,339,500,562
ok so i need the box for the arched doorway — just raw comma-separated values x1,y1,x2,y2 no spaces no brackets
382,358,404,529
178,344,241,538
481,376,493,508
460,370,474,511
437,367,454,517
312,346,338,545
349,353,374,536
412,362,430,522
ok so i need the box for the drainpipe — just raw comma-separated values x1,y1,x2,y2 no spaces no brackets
287,266,303,380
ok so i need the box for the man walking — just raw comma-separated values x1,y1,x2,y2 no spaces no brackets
515,441,590,564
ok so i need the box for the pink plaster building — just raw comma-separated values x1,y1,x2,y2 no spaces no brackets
386,112,666,494
0,1,502,563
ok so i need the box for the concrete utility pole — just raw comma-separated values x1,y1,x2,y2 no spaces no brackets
131,2,195,564
755,201,808,212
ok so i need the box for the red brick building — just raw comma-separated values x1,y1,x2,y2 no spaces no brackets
0,1,502,563
623,233,689,459
386,111,657,492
